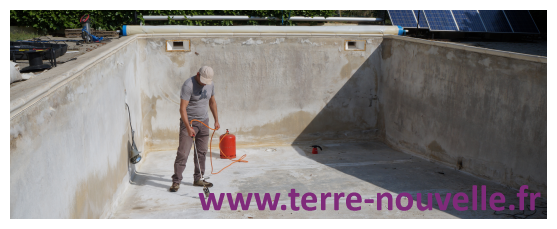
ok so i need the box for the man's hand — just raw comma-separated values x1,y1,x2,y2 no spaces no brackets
186,126,195,137
209,96,219,131
180,99,193,137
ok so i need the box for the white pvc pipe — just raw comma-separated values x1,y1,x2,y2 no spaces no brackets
289,16,382,22
123,25,404,36
142,15,382,22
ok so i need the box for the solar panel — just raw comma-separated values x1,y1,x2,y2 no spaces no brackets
478,10,513,33
423,10,458,31
387,9,538,34
413,10,429,28
451,10,486,32
503,10,540,33
388,10,417,28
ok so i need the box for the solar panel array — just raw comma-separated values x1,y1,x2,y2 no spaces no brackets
413,10,428,28
478,10,513,33
452,10,486,32
504,10,540,33
387,10,539,34
388,10,419,28
423,10,459,31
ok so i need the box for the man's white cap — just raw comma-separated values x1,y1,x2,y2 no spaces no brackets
198,66,214,85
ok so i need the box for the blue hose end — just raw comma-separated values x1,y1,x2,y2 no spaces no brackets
123,25,127,36
397,25,406,36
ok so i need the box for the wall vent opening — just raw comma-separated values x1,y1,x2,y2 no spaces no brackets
166,40,191,52
344,40,366,51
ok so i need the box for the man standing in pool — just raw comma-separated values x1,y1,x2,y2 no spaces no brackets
170,66,220,192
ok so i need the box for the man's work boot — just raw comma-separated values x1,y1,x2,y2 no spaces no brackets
169,182,180,192
193,179,213,187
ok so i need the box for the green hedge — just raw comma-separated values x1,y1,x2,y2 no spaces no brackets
10,10,338,34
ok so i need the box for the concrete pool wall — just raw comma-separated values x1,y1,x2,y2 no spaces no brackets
10,36,145,218
379,37,547,196
10,33,546,218
138,36,383,151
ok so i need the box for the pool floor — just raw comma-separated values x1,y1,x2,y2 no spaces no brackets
111,141,547,219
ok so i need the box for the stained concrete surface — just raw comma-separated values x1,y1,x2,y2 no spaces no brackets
111,141,546,219
137,36,384,151
10,36,142,218
380,38,547,196
11,34,546,218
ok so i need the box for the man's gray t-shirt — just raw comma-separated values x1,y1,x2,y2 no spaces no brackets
180,76,214,121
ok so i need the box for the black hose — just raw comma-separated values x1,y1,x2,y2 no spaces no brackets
125,103,137,150
125,102,143,182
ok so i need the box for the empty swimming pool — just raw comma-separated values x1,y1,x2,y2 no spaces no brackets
10,26,547,218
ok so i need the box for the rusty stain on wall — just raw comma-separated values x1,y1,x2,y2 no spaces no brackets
70,132,129,218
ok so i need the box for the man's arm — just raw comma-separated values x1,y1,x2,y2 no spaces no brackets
180,99,195,137
209,95,220,130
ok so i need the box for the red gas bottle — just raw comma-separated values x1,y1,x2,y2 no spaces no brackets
311,145,322,154
219,129,236,159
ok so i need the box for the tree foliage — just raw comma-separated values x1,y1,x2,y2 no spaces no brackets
10,10,338,34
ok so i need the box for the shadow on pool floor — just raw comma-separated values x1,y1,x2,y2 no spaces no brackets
111,141,547,219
